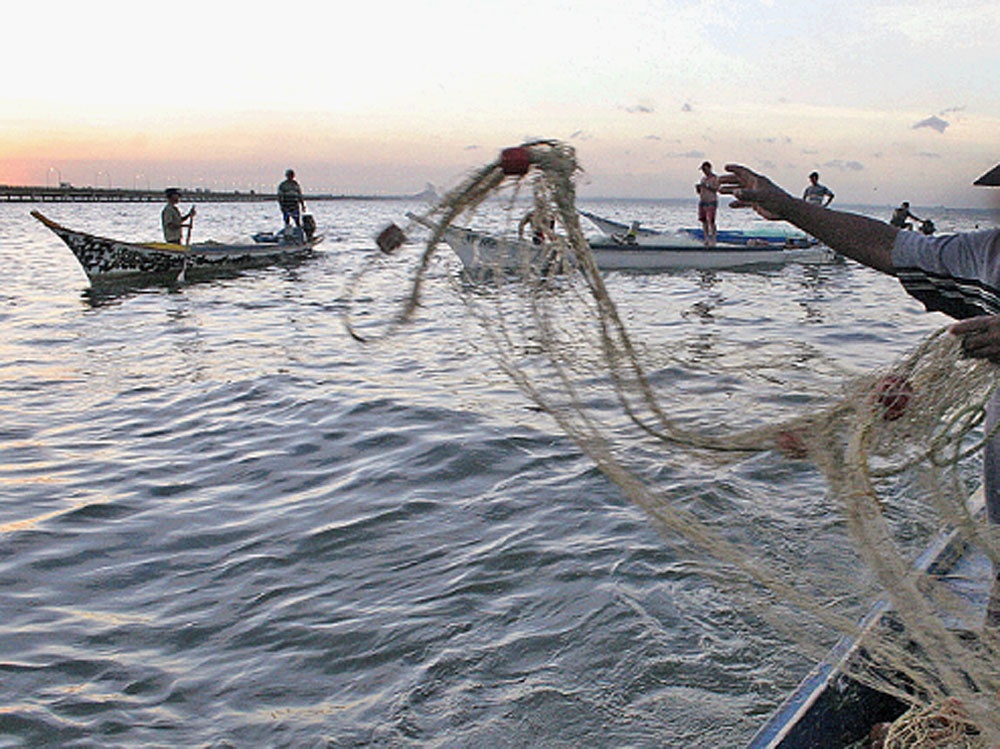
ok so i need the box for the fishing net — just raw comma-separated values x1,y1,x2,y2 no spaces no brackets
345,140,1000,743
871,698,986,748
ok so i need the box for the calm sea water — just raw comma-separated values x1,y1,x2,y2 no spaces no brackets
1,195,996,748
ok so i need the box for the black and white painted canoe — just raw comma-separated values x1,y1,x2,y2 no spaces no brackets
32,210,324,281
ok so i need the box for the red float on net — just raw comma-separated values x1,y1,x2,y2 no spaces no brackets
500,147,531,176
873,375,913,421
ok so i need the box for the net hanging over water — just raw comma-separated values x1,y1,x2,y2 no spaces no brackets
346,140,1000,744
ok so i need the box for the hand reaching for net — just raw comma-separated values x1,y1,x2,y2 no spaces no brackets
718,164,790,220
950,315,1000,364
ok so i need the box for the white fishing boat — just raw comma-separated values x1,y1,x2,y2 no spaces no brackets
586,233,834,271
427,222,835,274
579,209,819,248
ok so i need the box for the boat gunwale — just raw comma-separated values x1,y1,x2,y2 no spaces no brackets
747,490,987,749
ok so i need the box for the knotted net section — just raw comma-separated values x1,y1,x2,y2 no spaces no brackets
348,139,1000,744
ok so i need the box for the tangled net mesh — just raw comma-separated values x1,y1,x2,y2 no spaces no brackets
346,140,1000,745
875,699,985,748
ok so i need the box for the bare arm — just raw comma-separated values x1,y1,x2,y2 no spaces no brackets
719,164,898,275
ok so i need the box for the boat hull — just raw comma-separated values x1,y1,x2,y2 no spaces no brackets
587,238,834,270
441,225,835,273
580,209,819,249
32,210,323,281
443,227,557,273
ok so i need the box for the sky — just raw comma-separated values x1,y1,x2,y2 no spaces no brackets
1,0,997,208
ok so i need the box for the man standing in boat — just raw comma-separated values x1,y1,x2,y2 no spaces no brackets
696,161,720,247
278,169,306,233
803,171,835,207
161,188,195,245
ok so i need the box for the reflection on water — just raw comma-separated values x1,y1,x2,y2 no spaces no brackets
81,278,183,308
0,198,996,746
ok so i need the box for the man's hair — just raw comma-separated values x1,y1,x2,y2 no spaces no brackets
809,171,819,180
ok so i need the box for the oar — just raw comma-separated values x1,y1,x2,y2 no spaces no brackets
177,209,195,283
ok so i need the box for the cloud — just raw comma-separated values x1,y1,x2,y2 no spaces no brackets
625,104,655,114
681,103,693,112
644,134,662,141
669,150,707,159
912,115,949,133
823,160,865,172
939,105,966,116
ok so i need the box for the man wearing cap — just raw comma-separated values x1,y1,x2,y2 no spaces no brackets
162,188,196,244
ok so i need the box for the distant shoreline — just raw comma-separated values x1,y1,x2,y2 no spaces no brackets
1,184,993,214
0,185,436,204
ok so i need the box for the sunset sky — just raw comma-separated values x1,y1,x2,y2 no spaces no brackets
2,0,997,207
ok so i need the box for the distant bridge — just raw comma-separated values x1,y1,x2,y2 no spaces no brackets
0,185,428,203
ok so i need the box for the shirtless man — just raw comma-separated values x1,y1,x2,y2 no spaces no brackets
696,161,720,247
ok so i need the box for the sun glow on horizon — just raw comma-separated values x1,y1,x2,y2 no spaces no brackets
2,0,997,207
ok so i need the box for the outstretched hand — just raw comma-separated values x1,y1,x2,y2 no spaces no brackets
718,164,788,220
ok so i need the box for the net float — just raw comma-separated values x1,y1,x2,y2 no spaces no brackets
376,223,407,254
500,147,532,176
873,375,913,421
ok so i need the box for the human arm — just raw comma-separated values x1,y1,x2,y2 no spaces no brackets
719,164,898,274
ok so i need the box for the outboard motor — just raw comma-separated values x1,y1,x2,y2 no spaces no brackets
302,213,316,241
